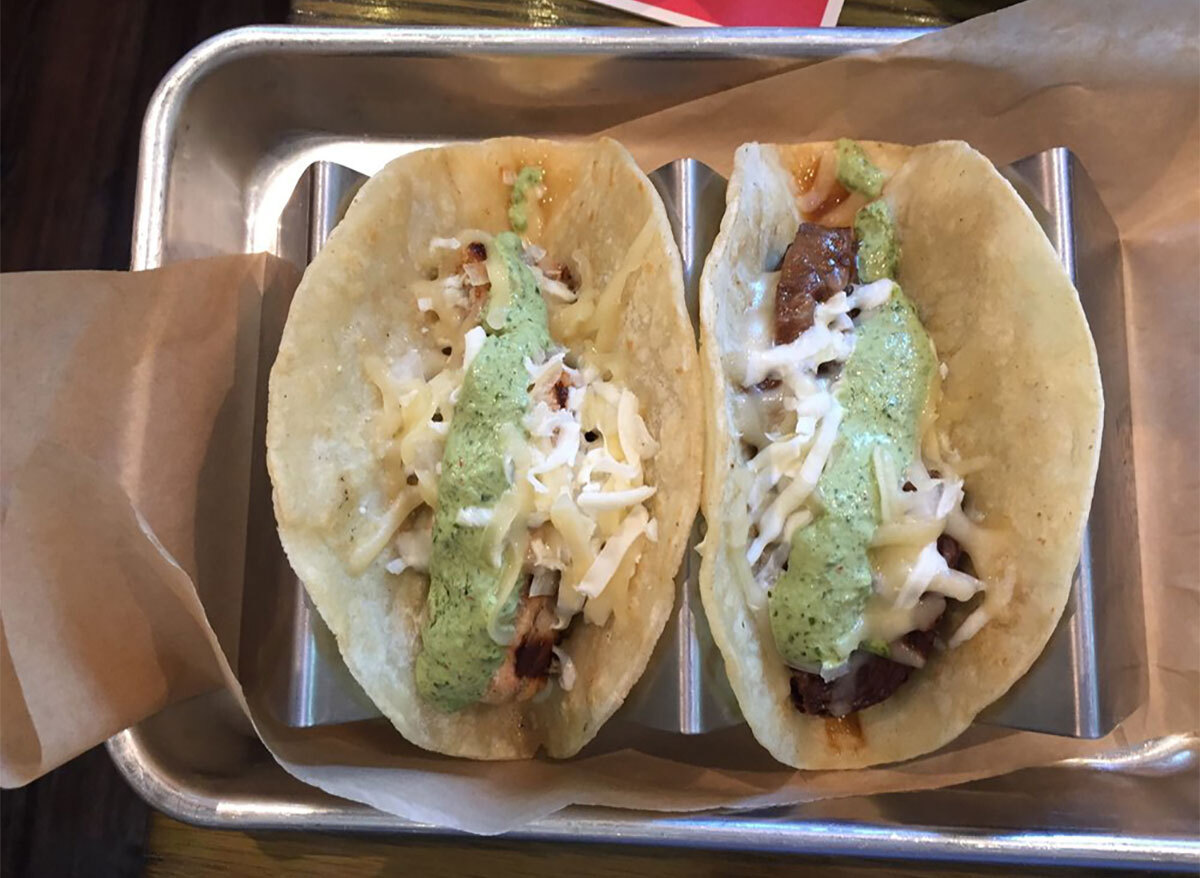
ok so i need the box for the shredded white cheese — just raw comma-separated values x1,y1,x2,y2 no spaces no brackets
577,485,656,511
576,506,651,599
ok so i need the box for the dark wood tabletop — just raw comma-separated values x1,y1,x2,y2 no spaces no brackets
2,1,1093,876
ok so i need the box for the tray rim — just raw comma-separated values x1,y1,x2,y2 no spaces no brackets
118,23,1199,869
131,23,934,270
107,728,1199,869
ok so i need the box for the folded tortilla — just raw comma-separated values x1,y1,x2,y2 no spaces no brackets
268,137,701,758
698,140,1103,768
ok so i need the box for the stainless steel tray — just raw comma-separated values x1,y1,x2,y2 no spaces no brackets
111,25,1199,869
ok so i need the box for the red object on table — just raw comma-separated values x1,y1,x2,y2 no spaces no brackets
587,0,843,26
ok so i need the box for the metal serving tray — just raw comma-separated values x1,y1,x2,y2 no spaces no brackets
110,25,1199,869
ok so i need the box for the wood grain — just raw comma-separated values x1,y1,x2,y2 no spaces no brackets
145,812,1121,878
0,5,287,874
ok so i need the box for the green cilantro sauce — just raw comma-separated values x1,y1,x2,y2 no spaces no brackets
854,199,899,283
761,140,933,670
766,279,936,668
507,166,544,233
414,231,552,711
835,138,885,198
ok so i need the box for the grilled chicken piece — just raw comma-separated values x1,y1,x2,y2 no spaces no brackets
460,240,491,327
482,586,559,704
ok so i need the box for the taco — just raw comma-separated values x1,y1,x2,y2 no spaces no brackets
698,140,1102,769
267,137,701,759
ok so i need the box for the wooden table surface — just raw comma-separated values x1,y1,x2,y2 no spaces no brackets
142,816,1116,877
3,1,1084,876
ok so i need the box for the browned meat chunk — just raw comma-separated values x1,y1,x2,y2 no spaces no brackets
789,624,939,717
937,534,962,569
482,585,559,704
774,224,856,343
